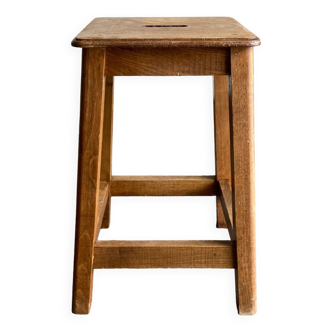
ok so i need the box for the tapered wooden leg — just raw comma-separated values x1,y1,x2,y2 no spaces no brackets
72,48,106,314
214,75,232,228
100,76,114,229
230,47,257,315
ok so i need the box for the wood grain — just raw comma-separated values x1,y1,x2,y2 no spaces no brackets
100,76,114,229
72,17,260,48
105,47,230,76
214,75,232,228
101,199,110,229
218,180,235,241
71,18,260,316
72,48,106,315
94,241,236,269
110,176,217,196
230,47,256,315
94,182,110,243
100,76,115,182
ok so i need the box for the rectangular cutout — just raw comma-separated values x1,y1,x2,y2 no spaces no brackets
144,25,188,27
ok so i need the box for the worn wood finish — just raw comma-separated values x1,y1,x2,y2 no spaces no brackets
100,76,114,229
105,47,230,76
72,48,106,315
101,199,110,229
218,180,235,241
94,182,110,242
214,75,232,228
71,17,259,316
72,17,260,48
94,241,236,269
100,76,114,182
110,176,217,196
230,47,256,315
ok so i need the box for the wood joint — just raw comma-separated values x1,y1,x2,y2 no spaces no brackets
94,181,110,242
94,240,236,269
218,180,235,240
110,176,218,196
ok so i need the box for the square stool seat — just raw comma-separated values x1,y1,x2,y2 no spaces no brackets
72,17,260,47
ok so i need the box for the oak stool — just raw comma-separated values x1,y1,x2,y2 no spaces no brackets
71,17,260,315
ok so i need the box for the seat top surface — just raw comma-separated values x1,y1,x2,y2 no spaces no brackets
72,17,260,48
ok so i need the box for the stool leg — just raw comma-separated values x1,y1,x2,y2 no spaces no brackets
230,47,257,315
100,76,114,229
72,48,106,314
213,75,232,228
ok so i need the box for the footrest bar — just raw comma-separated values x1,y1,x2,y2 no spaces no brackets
110,176,218,196
94,240,236,269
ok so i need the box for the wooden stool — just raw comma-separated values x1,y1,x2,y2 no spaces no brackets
71,17,260,315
